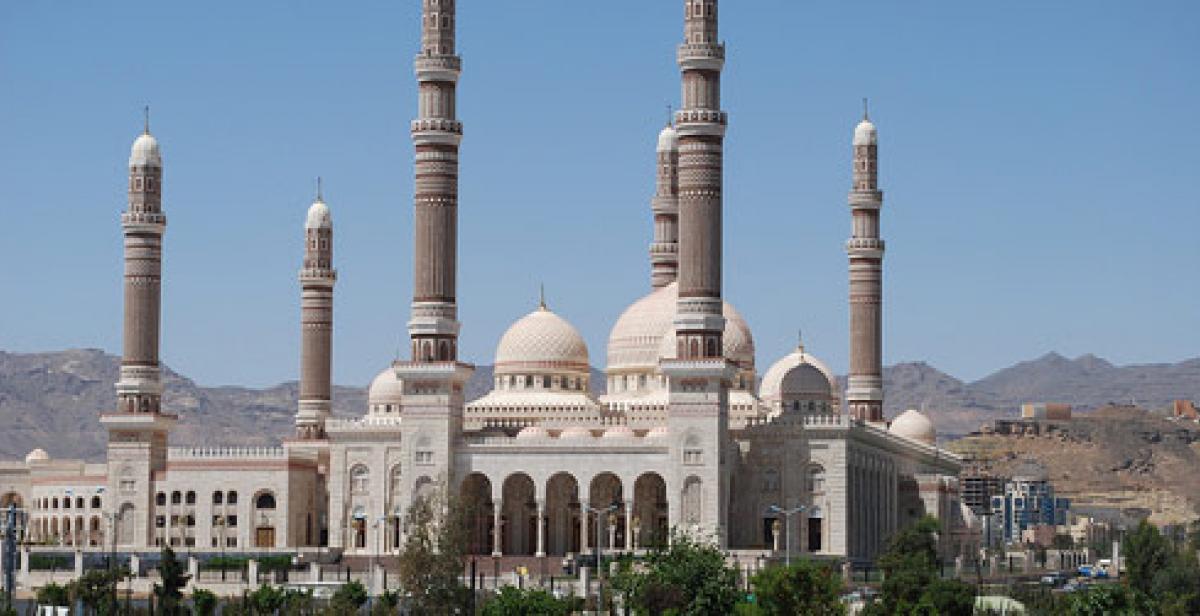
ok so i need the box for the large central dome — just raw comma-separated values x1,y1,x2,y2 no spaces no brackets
606,282,754,374
495,305,589,375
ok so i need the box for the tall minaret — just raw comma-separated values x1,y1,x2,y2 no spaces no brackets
663,0,733,548
408,0,462,363
296,181,336,439
115,112,167,415
650,122,680,289
673,0,727,358
846,104,885,423
102,113,175,549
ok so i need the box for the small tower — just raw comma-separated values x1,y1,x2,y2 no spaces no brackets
650,122,680,289
846,102,885,423
101,112,176,549
296,181,337,439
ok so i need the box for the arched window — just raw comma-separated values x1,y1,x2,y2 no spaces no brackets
351,465,370,493
226,491,238,505
63,498,71,510
155,493,166,507
808,466,826,494
170,491,181,505
212,491,223,505
91,496,101,509
76,497,84,509
255,493,276,510
185,491,196,505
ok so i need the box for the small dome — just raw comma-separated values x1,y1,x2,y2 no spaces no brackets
760,347,837,403
306,198,331,229
657,125,679,152
646,426,669,439
495,306,589,375
516,426,550,440
607,282,754,374
25,448,49,464
780,363,832,398
129,132,162,167
853,119,877,146
367,367,404,406
602,425,636,439
558,426,594,440
889,409,935,445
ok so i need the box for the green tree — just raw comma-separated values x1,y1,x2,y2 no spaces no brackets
748,561,844,616
35,583,70,607
329,580,368,615
248,584,286,615
861,516,975,616
480,586,579,616
371,589,400,616
191,589,217,616
610,530,741,616
1066,584,1153,616
1123,520,1171,595
152,546,190,615
914,578,974,616
69,569,126,616
396,486,471,615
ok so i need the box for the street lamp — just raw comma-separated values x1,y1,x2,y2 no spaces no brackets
369,516,386,611
582,502,619,613
2,504,26,613
767,505,806,567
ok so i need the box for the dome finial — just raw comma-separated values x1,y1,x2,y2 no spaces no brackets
538,283,547,310
143,105,151,135
797,328,805,352
666,103,674,127
862,98,869,121
316,176,323,202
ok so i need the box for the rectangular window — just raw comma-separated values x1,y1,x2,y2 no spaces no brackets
227,515,238,527
416,451,434,465
155,516,166,528
226,537,237,548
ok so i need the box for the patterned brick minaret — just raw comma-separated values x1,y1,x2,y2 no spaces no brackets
663,0,733,548
296,182,336,439
673,0,728,357
650,123,680,289
846,105,885,423
115,115,167,416
408,0,463,363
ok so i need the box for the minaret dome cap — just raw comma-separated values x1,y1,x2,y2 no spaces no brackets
853,119,877,146
657,124,679,152
129,132,162,167
306,198,332,229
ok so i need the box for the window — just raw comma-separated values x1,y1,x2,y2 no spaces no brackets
683,449,703,465
171,491,181,505
186,515,196,527
808,467,826,494
91,496,101,509
156,493,166,507
76,497,84,509
63,498,71,510
227,491,238,505
255,493,276,510
226,537,237,548
416,451,434,465
762,469,780,493
351,465,370,493
185,491,196,505
226,515,238,527
155,516,166,528
212,491,223,505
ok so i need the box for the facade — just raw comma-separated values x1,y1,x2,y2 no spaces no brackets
0,0,970,567
989,461,1070,545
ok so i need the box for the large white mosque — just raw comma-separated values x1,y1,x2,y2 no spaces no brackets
0,0,973,568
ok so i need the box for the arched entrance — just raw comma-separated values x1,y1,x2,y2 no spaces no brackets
588,473,624,550
633,472,668,548
253,491,277,548
545,472,580,556
460,473,494,556
500,474,536,555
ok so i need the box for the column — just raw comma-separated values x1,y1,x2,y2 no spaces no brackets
624,503,634,551
535,500,546,558
492,506,502,557
579,501,590,553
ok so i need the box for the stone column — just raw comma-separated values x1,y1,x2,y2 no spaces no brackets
624,503,634,551
535,501,546,558
579,501,590,553
247,559,259,585
492,507,502,557
187,556,199,590
74,550,83,577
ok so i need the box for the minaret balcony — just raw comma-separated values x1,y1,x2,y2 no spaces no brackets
845,238,885,257
677,43,725,71
411,118,463,135
414,55,462,82
675,109,727,127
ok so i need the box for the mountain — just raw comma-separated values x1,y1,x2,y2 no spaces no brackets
1,349,1196,460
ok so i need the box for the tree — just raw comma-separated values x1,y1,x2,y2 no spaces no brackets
748,561,844,616
71,570,124,616
330,580,369,615
1066,584,1154,616
914,579,974,616
862,516,975,616
1123,520,1171,595
150,546,191,615
35,583,70,607
396,486,471,615
610,530,741,616
248,584,286,615
191,589,217,616
480,587,579,616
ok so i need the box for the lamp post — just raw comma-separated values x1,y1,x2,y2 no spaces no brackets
767,505,806,567
369,516,386,611
583,502,618,613
2,504,25,613
103,508,122,612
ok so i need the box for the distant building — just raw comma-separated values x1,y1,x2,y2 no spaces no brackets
1020,403,1072,421
990,461,1070,545
1172,400,1198,421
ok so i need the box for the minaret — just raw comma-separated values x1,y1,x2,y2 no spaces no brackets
296,180,336,439
115,112,167,415
846,103,885,423
662,0,733,547
408,0,463,363
102,112,176,549
673,0,727,358
650,122,680,288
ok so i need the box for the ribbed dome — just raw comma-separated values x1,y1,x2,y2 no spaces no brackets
889,409,936,445
760,346,836,402
780,363,832,398
495,306,589,375
657,125,679,152
853,119,877,146
606,282,754,373
129,133,162,167
306,198,331,229
368,367,404,406
25,448,49,464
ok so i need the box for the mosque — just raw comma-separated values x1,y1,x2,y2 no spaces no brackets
0,0,974,567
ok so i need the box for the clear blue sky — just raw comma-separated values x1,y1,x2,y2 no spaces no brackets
1,1,1197,388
